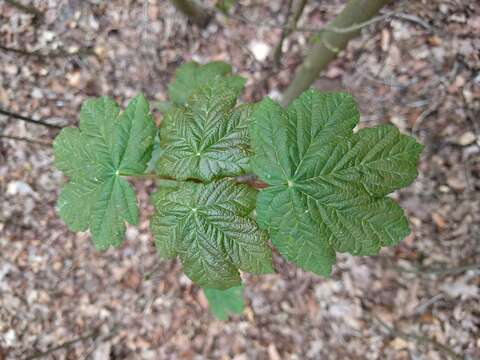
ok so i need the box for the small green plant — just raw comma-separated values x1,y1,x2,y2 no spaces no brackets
53,61,423,319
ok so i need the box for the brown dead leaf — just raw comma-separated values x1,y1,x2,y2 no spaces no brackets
390,337,409,350
0,86,8,105
427,35,442,46
456,131,477,146
197,289,209,310
67,70,82,88
448,75,466,93
268,344,281,360
420,313,435,324
94,45,108,60
447,173,466,191
123,270,141,289
381,28,391,51
431,212,446,231
245,306,255,323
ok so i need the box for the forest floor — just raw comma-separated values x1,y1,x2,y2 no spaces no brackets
0,0,479,359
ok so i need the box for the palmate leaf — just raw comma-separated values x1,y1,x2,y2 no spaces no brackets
53,95,156,250
156,79,252,181
150,179,272,289
167,61,246,107
250,90,423,276
203,285,244,320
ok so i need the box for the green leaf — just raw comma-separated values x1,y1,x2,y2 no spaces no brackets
53,95,157,250
157,80,253,181
215,0,237,14
250,90,423,276
146,134,164,173
155,100,173,114
203,285,244,320
150,179,273,289
167,61,246,107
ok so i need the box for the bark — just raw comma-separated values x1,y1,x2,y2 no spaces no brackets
280,0,392,107
170,0,211,28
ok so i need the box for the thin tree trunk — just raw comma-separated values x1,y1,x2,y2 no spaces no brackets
272,0,308,68
170,0,211,28
281,0,391,107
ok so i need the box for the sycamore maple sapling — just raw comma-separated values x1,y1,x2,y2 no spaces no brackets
53,61,423,319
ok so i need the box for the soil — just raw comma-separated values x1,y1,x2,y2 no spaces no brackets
0,0,479,359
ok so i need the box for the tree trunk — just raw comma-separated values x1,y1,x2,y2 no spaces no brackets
280,0,391,107
170,0,211,28
272,0,308,68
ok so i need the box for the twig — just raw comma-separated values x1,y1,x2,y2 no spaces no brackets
372,313,464,360
25,326,102,360
363,70,416,89
391,12,433,31
0,108,63,129
5,0,43,20
78,324,119,360
412,97,443,134
395,262,480,276
0,44,96,60
144,263,163,280
0,134,52,146
317,12,395,34
215,5,395,34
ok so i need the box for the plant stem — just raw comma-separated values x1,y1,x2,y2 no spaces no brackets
170,0,211,28
280,0,392,107
119,173,172,180
121,173,268,189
